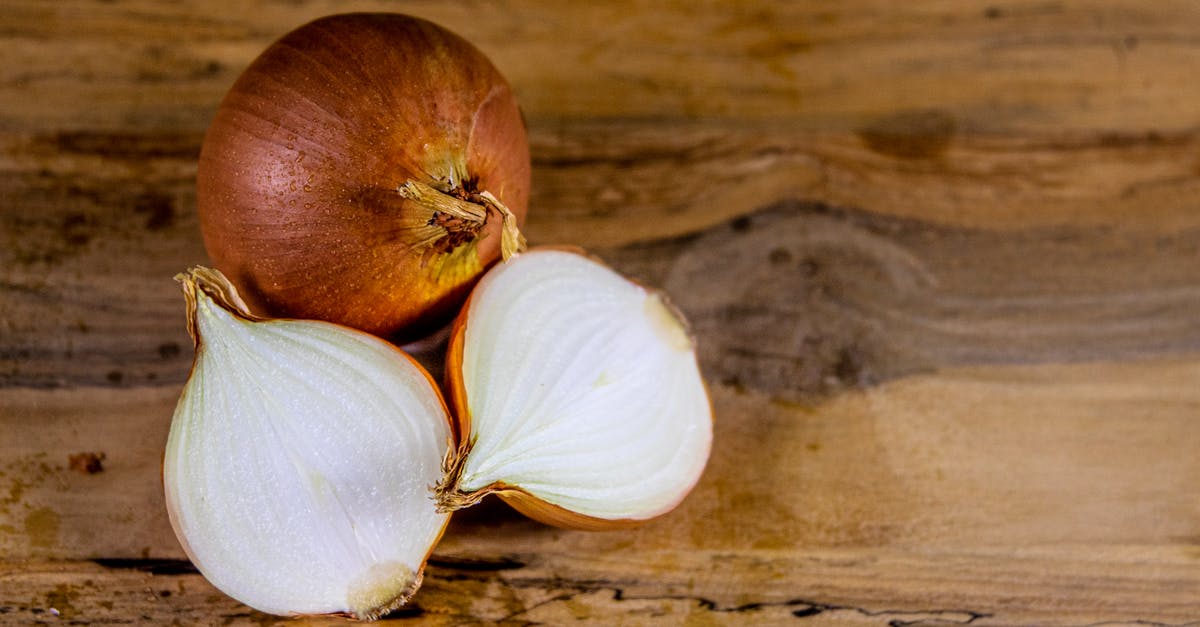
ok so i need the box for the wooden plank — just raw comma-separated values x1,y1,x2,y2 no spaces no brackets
3,1,1200,388
8,193,1200,392
527,120,1200,246
2,546,1198,625
4,1,1200,131
2,0,1199,245
3,358,1198,559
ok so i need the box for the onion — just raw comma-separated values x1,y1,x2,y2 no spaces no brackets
164,267,452,618
435,249,713,528
197,13,530,341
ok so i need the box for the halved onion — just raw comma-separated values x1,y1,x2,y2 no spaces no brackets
436,249,713,528
164,267,452,619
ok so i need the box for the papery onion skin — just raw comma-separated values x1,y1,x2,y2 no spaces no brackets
197,13,530,342
436,248,714,530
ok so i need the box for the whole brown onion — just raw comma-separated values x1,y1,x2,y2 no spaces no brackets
197,13,530,341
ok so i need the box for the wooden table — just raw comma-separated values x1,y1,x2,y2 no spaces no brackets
3,1,1199,624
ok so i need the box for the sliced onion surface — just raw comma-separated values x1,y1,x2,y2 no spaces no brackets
444,249,712,525
164,268,451,619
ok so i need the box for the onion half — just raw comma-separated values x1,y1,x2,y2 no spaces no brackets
164,267,452,618
436,249,713,528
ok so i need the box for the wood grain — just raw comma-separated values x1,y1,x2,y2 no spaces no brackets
3,360,1199,622
2,0,1199,623
4,547,1199,625
5,358,1199,557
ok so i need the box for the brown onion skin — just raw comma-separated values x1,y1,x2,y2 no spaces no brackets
197,13,530,341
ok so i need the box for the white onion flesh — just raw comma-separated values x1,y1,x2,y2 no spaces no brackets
164,274,450,618
457,249,712,521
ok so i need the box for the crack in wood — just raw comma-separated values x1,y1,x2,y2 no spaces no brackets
426,555,527,572
22,551,1196,624
610,590,991,625
1080,622,1200,627
91,558,198,576
39,131,203,161
424,567,994,625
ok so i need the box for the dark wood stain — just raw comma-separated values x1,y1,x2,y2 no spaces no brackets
47,131,202,161
133,191,176,231
67,452,106,475
858,110,957,160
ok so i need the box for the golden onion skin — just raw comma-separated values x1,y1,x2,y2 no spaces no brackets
197,13,530,341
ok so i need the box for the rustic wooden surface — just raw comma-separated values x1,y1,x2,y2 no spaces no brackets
2,1,1200,624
